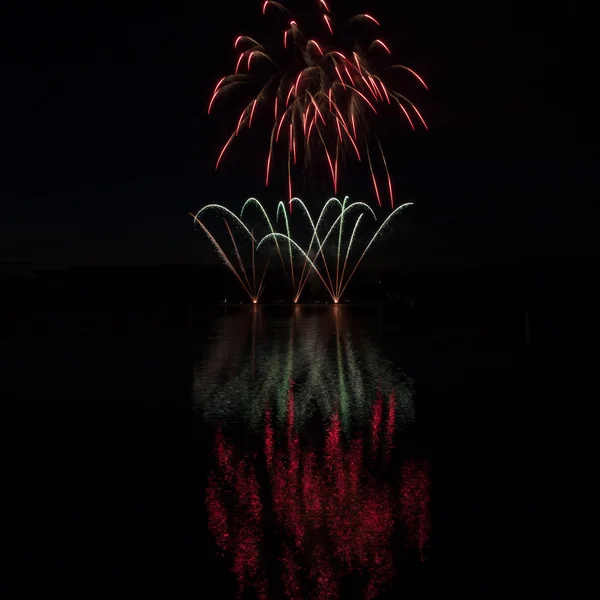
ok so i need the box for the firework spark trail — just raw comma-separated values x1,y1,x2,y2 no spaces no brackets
335,196,347,298
350,13,381,27
276,201,296,293
215,132,236,170
390,95,415,130
290,199,333,301
316,126,337,193
338,213,364,297
207,1,429,206
289,197,340,300
377,138,394,209
252,228,256,295
256,256,270,301
297,199,377,301
338,202,414,299
224,218,253,295
190,215,254,300
193,197,411,303
312,201,377,261
281,198,402,302
373,75,391,104
366,145,382,208
241,197,288,277
370,39,391,54
257,232,335,299
345,85,378,115
288,142,293,203
328,99,361,159
391,65,429,90
193,205,270,302
391,92,428,130
274,199,377,303
324,200,377,299
195,205,255,240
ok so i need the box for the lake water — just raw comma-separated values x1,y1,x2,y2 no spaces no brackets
6,301,567,597
193,306,426,599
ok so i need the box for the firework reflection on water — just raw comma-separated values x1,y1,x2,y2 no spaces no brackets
192,305,413,431
194,306,429,597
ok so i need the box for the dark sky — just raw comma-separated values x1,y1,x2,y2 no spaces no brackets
0,1,593,269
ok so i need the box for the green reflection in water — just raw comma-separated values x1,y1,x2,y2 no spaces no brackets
193,306,413,432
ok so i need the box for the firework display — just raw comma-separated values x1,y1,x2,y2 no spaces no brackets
192,196,412,302
195,1,427,301
193,5,432,594
208,0,428,206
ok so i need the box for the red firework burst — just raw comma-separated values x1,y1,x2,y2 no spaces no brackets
208,1,429,208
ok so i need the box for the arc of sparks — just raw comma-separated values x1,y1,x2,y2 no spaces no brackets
289,197,341,300
256,256,270,301
224,219,253,294
391,92,428,129
251,228,256,296
338,203,414,299
370,39,391,54
262,1,290,16
335,196,348,299
276,201,295,293
345,85,378,114
234,36,264,50
366,144,382,207
377,138,394,209
391,65,429,90
257,233,335,299
313,201,377,258
350,13,381,26
309,201,377,301
338,213,365,298
195,205,255,239
261,200,378,303
207,75,249,115
241,197,288,276
390,95,415,130
190,214,254,301
215,132,236,169
192,197,408,304
207,77,226,114
208,2,430,208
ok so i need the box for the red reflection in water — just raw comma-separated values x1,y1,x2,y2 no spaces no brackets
206,382,430,598
384,390,396,463
400,458,431,562
371,390,383,456
264,409,274,469
206,430,267,597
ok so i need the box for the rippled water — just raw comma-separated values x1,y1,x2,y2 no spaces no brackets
6,299,539,597
193,305,429,598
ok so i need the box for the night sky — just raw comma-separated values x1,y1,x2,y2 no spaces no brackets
1,1,593,270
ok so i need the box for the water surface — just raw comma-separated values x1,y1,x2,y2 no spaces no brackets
5,301,537,597
193,305,429,599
